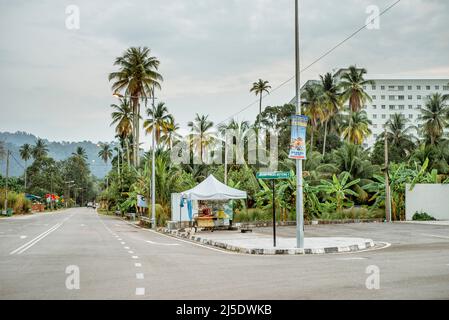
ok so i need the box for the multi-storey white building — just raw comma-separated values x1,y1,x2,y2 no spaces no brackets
300,69,449,148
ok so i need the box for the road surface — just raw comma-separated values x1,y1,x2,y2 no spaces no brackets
0,208,448,299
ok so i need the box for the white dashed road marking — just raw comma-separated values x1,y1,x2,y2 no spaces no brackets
136,273,144,279
124,246,130,249
20,235,27,239
132,256,139,259
135,288,145,296
128,251,134,254
145,240,180,246
135,263,142,267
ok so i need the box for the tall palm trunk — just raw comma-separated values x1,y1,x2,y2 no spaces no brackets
259,93,262,121
310,128,314,151
131,96,139,167
322,120,328,156
125,138,131,167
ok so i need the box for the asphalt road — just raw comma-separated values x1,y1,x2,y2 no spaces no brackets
0,207,448,299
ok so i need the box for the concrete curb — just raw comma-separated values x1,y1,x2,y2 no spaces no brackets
157,228,375,255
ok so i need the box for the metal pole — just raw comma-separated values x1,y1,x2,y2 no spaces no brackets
4,150,10,214
295,0,304,248
151,85,156,229
272,180,276,247
384,128,391,222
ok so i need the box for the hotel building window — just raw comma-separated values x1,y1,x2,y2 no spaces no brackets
389,95,395,100
381,85,385,90
417,85,421,90
398,86,404,91
435,85,440,90
399,105,405,110
409,114,413,119
443,86,449,91
381,105,386,109
372,105,377,109
373,114,377,119
398,95,404,100
417,95,421,100
372,85,376,90
372,95,376,100
388,85,395,90
408,95,412,99
408,105,413,109
389,105,395,110
381,95,385,100
408,85,412,90
382,114,386,119
426,85,430,90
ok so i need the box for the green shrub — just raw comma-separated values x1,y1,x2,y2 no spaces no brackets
319,206,384,220
412,211,436,221
0,189,32,214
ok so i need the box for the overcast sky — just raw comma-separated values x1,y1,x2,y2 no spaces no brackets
0,0,448,149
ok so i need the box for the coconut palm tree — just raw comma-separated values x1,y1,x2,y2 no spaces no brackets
419,93,449,145
339,66,375,112
32,138,48,159
19,143,33,189
302,84,325,150
341,110,372,145
160,118,181,149
72,147,87,161
187,114,215,163
98,143,113,165
318,72,342,156
144,102,173,146
380,113,416,157
250,79,271,122
109,47,163,167
110,98,133,167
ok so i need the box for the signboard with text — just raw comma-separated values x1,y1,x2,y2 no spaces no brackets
288,114,308,160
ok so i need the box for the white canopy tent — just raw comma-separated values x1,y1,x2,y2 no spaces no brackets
181,175,247,200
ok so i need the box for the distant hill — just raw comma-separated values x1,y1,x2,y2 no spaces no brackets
0,131,113,178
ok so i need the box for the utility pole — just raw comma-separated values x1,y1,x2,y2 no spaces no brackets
151,85,156,229
3,150,10,214
295,0,304,248
384,128,391,222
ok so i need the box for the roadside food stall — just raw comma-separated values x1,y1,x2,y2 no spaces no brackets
179,175,247,230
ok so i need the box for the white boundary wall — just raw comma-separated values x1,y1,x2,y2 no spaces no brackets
405,184,449,220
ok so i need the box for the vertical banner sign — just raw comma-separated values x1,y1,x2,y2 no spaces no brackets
288,114,308,160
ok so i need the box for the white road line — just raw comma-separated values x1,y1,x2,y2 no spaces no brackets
10,223,62,255
135,263,142,267
118,238,122,241
336,257,367,261
132,255,139,259
121,242,125,245
128,251,134,254
124,246,130,249
421,233,449,240
146,240,180,246
20,235,27,239
136,273,144,279
135,288,145,296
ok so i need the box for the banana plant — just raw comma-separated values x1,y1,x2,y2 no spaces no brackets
319,172,360,211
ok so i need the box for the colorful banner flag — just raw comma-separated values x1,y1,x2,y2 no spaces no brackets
288,114,308,160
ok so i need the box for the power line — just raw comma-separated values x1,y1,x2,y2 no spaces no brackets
215,0,402,127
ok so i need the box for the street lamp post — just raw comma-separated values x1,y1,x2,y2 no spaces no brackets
151,85,156,229
295,0,305,248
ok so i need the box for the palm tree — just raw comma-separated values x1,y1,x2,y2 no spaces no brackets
72,147,87,160
380,113,416,157
19,143,32,189
109,47,163,167
110,98,133,167
318,72,342,155
419,93,449,145
98,143,113,165
187,114,215,163
339,66,375,112
218,119,251,183
160,118,181,149
302,84,325,150
250,79,271,122
341,110,372,145
32,138,48,159
144,102,173,146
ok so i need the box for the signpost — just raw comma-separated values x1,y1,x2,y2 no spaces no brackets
256,171,291,247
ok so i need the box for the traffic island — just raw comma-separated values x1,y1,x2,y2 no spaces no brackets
158,228,375,255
